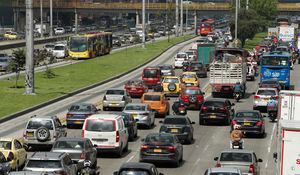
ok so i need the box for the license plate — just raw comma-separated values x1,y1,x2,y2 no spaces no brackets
244,122,251,126
186,83,192,86
154,149,162,153
111,103,118,106
27,132,34,137
171,129,178,133
74,121,83,124
210,115,217,119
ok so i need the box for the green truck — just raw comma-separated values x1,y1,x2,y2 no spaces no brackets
197,43,216,67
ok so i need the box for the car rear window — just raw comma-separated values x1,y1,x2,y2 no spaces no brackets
26,160,62,168
127,80,143,86
124,105,146,111
0,141,11,150
53,46,64,50
86,120,115,132
69,104,92,112
220,152,252,162
203,101,225,107
164,118,187,125
0,58,8,62
184,89,201,95
27,119,54,130
145,134,174,144
106,90,124,95
257,90,276,95
120,171,150,175
163,78,179,83
53,140,84,150
143,95,161,101
176,53,187,58
143,69,158,78
159,65,172,70
235,112,260,119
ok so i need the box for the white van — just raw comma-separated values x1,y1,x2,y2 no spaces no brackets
82,114,129,157
52,44,68,58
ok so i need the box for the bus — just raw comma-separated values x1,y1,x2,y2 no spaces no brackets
260,51,291,89
198,23,212,36
68,32,112,59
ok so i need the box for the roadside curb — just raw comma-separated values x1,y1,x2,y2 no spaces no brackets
0,35,197,124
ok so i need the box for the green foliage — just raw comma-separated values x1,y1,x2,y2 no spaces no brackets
249,0,278,21
7,49,26,88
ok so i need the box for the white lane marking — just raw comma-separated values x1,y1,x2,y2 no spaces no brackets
265,124,276,168
126,154,136,162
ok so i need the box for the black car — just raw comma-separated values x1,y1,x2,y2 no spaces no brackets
113,162,163,175
0,152,11,175
66,103,99,128
259,79,281,91
189,62,208,78
139,133,183,167
121,112,138,141
199,98,235,125
113,36,122,47
159,115,195,144
231,110,266,137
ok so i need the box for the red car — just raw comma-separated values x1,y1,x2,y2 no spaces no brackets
125,79,148,98
142,67,161,88
179,86,204,109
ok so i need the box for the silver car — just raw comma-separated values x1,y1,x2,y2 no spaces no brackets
0,54,11,72
123,103,155,129
204,167,242,175
23,152,77,175
51,137,97,171
214,150,263,175
9,172,55,175
103,89,132,111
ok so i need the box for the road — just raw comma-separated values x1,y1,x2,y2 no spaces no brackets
0,36,299,175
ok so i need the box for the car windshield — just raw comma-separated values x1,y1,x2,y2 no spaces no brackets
0,58,8,62
176,53,187,58
203,101,225,107
27,119,53,130
53,140,84,150
220,152,252,162
163,78,179,83
127,80,143,86
0,141,12,150
69,104,92,112
145,134,174,144
86,120,115,132
143,95,160,101
235,112,260,119
184,89,201,95
160,65,172,70
182,74,196,79
261,56,289,66
125,105,146,111
106,90,124,95
70,37,87,52
210,173,240,175
53,46,64,50
143,69,158,78
26,160,62,168
164,118,187,125
186,52,193,55
257,90,276,96
120,171,150,175
45,44,55,48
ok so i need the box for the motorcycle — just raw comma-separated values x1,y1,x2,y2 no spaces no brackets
267,105,278,122
172,101,187,116
80,160,95,175
233,92,241,102
231,140,244,149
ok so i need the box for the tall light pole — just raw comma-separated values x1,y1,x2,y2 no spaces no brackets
185,2,188,32
147,0,150,24
142,0,146,48
40,0,43,37
175,0,179,37
75,0,78,35
50,0,53,37
194,11,197,35
234,0,238,42
180,0,183,36
246,0,249,10
25,0,34,94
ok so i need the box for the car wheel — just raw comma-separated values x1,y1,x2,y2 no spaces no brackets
186,134,193,144
67,123,72,129
124,142,129,152
92,159,97,169
116,145,123,157
199,118,205,125
260,130,266,138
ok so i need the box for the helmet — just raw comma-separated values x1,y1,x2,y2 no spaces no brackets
236,82,240,85
234,124,241,130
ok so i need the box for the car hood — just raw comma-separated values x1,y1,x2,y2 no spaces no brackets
123,110,147,114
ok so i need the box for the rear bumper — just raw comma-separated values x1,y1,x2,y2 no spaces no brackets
128,91,144,97
103,101,126,108
174,133,189,141
140,153,178,162
95,146,121,153
67,119,85,125
200,113,229,121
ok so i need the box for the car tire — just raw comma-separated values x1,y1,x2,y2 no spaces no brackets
260,130,266,138
116,145,123,157
124,142,129,153
186,134,193,144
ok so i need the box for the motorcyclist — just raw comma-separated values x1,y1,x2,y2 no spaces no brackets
233,82,243,96
172,99,186,115
230,124,244,148
267,96,278,120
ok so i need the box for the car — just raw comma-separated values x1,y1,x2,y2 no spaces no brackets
199,98,235,125
23,152,77,175
204,167,242,175
259,79,281,91
181,72,200,87
54,27,65,35
0,54,11,72
214,150,263,175
52,44,68,58
161,76,183,96
253,87,278,110
139,133,183,167
66,103,99,128
142,67,162,88
51,137,97,171
159,115,195,144
0,138,27,170
43,43,55,52
120,112,138,141
122,103,155,129
124,79,148,98
179,86,204,109
4,31,18,40
187,61,208,78
174,52,188,68
65,26,72,33
102,89,132,111
159,64,175,77
141,92,170,117
113,162,164,175
231,110,266,137
82,114,129,157
112,36,122,47
9,171,56,175
0,151,11,175
23,116,67,150
185,50,197,61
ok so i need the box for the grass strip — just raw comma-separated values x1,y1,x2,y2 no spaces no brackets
0,35,193,118
244,32,268,51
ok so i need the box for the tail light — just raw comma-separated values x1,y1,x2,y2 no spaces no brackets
201,106,208,111
197,95,203,102
141,145,149,150
232,120,237,125
66,114,73,118
166,146,176,152
275,96,279,100
80,152,85,159
178,106,185,111
249,164,255,173
216,162,221,167
182,95,189,103
256,121,263,126
254,95,260,99
116,131,120,142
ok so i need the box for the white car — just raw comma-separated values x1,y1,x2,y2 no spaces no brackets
82,114,129,157
253,87,278,109
54,27,65,35
52,44,68,58
174,52,188,68
43,44,55,52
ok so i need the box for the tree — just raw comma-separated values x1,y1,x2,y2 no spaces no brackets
249,0,278,21
7,49,26,88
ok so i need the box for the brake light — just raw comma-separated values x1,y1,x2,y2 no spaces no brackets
80,152,85,159
182,95,189,102
141,145,149,150
232,120,237,125
256,121,263,126
116,131,120,142
201,106,208,111
216,162,221,167
197,95,203,102
275,96,279,100
254,95,260,99
167,146,176,152
249,164,255,173
66,114,73,118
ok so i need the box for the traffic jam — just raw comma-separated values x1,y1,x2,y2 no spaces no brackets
1,22,300,175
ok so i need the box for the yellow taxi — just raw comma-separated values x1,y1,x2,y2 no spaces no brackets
4,31,18,40
161,76,184,96
0,138,27,170
181,72,200,87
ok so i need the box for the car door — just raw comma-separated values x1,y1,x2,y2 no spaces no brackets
84,139,94,163
118,119,128,149
174,136,183,158
88,139,97,164
187,117,194,134
147,105,155,124
55,118,66,137
129,115,137,136
14,140,26,167
226,100,234,117
253,153,260,174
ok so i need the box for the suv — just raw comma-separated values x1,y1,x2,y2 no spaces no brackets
253,87,278,110
142,67,162,88
102,89,132,111
179,86,204,109
141,92,170,117
23,152,77,175
174,52,188,68
199,99,235,125
23,116,67,150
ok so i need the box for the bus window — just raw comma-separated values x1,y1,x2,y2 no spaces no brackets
70,37,87,52
261,57,289,66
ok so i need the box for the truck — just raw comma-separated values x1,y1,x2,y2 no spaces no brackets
209,48,248,97
35,23,50,36
197,43,215,68
278,90,300,121
278,26,295,42
274,120,300,175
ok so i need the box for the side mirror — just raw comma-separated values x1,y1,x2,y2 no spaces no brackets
252,92,256,95
202,92,205,95
93,144,97,147
263,115,267,118
214,157,219,161
113,171,119,175
191,121,196,124
258,158,263,162
159,120,163,123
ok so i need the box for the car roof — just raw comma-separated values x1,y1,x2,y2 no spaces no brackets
0,138,14,142
163,76,179,79
88,113,120,120
120,162,154,170
220,149,254,154
208,167,240,173
177,52,187,54
29,152,66,160
106,88,125,91
257,87,278,91
9,171,56,175
54,44,65,47
182,72,197,75
165,115,188,119
235,110,260,114
28,116,56,120
143,92,163,96
71,102,93,106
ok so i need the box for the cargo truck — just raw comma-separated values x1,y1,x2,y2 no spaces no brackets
197,43,215,68
278,90,300,121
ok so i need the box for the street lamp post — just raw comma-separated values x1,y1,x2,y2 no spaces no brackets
234,0,238,42
175,0,179,37
185,2,188,32
246,0,249,10
50,0,53,37
180,0,183,36
40,0,43,37
142,0,146,48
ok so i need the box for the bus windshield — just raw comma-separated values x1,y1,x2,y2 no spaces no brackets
261,57,289,66
70,37,87,52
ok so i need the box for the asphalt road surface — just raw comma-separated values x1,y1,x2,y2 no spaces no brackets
0,36,299,175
